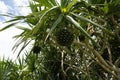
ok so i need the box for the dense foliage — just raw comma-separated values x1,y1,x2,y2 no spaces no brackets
0,0,120,80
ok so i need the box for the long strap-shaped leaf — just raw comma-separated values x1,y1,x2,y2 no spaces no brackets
71,12,113,35
45,14,63,42
48,0,58,6
39,6,59,22
66,0,77,11
0,22,18,31
34,0,52,8
32,6,59,35
65,15,95,44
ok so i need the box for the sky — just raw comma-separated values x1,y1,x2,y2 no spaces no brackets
0,0,31,61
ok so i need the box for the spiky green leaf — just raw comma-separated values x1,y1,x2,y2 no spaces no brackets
0,22,18,31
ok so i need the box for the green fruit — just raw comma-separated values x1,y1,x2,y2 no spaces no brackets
56,29,74,46
32,46,41,54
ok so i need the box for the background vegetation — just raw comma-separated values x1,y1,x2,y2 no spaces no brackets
0,0,120,80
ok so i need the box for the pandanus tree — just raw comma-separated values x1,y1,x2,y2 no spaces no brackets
0,0,120,80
